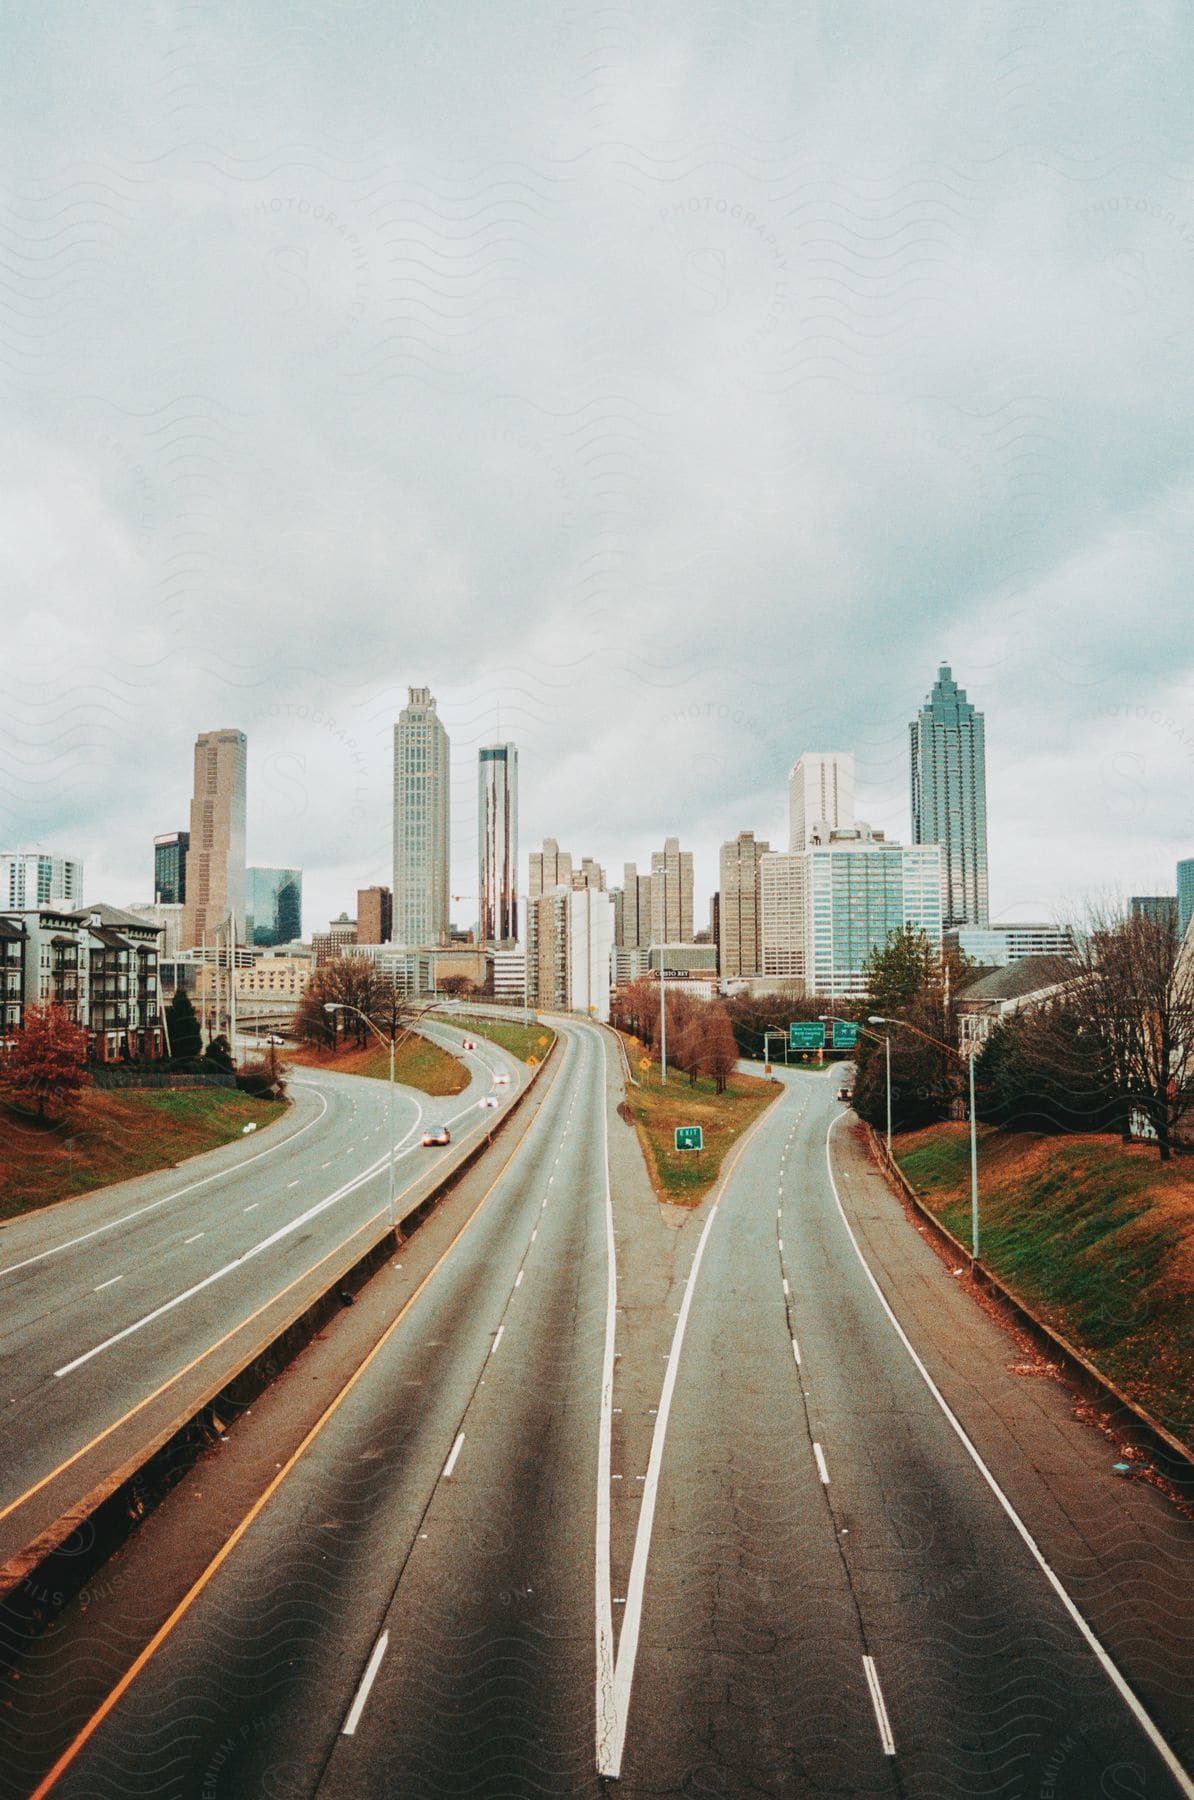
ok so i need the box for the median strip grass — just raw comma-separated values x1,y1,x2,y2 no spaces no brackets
288,1033,468,1096
444,1013,556,1065
896,1123,1194,1446
0,1089,287,1222
618,1041,779,1207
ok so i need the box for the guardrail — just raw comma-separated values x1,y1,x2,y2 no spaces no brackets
0,1031,561,1624
864,1122,1194,1493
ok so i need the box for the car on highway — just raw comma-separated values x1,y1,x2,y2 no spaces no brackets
480,1095,499,1109
421,1125,451,1146
492,1071,511,1086
462,1037,477,1050
837,1084,854,1102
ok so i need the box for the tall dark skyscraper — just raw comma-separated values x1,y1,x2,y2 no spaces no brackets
154,831,189,905
478,743,518,946
909,664,989,930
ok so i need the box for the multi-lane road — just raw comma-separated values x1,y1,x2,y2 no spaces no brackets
0,1021,528,1580
3,1022,1193,1798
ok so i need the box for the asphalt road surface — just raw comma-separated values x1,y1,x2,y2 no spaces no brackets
6,1040,1193,1799
0,1022,524,1575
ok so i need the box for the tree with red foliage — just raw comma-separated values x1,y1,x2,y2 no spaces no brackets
2,1004,91,1120
699,1003,740,1094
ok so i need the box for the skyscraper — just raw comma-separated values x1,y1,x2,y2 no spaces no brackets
617,862,654,949
718,830,770,977
789,752,855,851
1178,860,1194,939
245,866,302,945
910,665,989,930
153,831,189,905
393,687,451,947
478,743,518,947
181,730,247,950
650,836,694,945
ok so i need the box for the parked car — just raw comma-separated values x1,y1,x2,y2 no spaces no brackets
421,1125,451,1146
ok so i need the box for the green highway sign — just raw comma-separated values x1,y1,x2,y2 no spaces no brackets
675,1125,703,1152
789,1021,825,1051
832,1020,860,1050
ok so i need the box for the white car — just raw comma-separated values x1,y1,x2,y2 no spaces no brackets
462,1037,477,1051
480,1095,499,1110
493,1071,511,1086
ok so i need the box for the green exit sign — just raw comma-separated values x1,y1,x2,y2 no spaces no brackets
789,1022,825,1050
832,1020,860,1049
675,1125,703,1151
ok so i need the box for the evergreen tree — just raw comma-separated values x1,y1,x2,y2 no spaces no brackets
165,987,202,1061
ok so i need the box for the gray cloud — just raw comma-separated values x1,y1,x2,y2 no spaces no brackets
2,2,1192,931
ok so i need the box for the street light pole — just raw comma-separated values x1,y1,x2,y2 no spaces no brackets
324,1001,397,1231
870,1011,981,1261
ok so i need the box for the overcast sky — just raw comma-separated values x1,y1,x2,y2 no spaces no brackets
2,2,1192,935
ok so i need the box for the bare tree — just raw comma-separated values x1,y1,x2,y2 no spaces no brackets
1063,903,1194,1159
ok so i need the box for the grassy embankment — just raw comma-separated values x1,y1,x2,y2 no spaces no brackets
445,1014,556,1064
896,1123,1194,1446
0,1088,287,1222
287,1032,469,1095
618,1036,780,1206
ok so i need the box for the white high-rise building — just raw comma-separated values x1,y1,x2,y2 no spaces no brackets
524,884,615,1021
1,848,84,910
802,828,942,998
788,752,855,851
759,852,805,981
478,743,518,947
393,687,451,947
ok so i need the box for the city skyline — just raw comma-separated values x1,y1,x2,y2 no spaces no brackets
18,652,1194,946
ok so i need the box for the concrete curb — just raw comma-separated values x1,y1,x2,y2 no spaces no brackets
0,1031,559,1613
862,1121,1194,1492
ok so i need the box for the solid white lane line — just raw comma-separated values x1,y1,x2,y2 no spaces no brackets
184,1234,204,1246
490,1325,504,1355
595,1027,619,1773
602,1201,720,1778
53,1145,395,1378
442,1432,465,1480
813,1442,830,1485
0,1085,334,1279
515,1268,524,1289
862,1655,896,1756
341,1631,389,1737
94,1275,123,1292
824,1114,1194,1799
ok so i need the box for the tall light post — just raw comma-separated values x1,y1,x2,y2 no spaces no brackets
324,1000,397,1231
869,1012,981,1261
646,943,695,1085
819,1013,891,1152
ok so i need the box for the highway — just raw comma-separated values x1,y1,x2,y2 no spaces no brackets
4,1033,1193,1798
0,1021,527,1581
